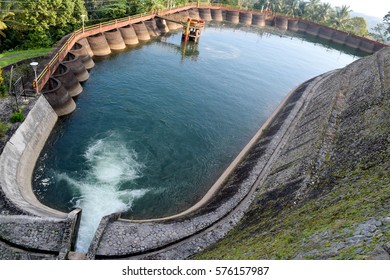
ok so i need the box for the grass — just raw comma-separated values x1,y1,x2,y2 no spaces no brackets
0,48,51,67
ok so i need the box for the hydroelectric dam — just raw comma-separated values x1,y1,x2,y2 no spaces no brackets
0,5,388,260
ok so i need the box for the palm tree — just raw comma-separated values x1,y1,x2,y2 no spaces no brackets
0,3,14,38
269,0,284,14
304,0,321,20
316,2,333,24
331,5,352,30
283,0,302,17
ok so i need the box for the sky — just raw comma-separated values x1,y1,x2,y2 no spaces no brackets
323,0,389,18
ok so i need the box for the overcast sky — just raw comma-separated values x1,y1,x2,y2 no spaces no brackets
323,0,389,18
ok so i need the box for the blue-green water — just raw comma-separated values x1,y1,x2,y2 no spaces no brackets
33,24,364,251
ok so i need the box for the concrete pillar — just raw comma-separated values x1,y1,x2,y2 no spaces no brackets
104,29,126,50
76,38,94,57
189,8,200,19
318,27,334,40
211,9,223,21
358,40,375,54
275,16,288,30
226,11,239,24
133,22,151,41
198,8,212,21
42,77,76,116
239,12,252,25
87,33,111,56
345,35,361,49
70,42,95,70
120,25,139,45
53,63,83,98
62,52,89,82
331,30,348,45
306,22,320,36
253,14,266,27
145,19,161,37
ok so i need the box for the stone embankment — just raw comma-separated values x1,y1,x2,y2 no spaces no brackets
194,47,390,260
0,6,388,259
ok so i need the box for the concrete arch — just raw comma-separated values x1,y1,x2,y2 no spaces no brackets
62,52,89,83
53,63,83,98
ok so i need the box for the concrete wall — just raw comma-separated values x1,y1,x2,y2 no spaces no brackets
0,96,65,218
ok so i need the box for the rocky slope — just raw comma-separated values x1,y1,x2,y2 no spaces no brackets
195,47,390,260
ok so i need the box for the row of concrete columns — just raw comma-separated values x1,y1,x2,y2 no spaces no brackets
43,8,384,117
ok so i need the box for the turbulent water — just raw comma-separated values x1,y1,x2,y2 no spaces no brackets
33,23,364,252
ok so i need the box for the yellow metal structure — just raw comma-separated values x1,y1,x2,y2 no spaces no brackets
182,18,205,43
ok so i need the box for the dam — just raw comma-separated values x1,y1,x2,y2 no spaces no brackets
33,24,363,253
0,5,388,260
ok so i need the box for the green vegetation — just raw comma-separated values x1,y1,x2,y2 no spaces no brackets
0,0,189,52
0,67,6,96
0,48,51,67
1,0,389,53
251,0,369,36
0,122,9,137
370,12,390,43
195,161,389,259
10,110,25,123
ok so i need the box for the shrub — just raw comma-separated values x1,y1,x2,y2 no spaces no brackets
0,122,9,137
10,110,25,123
0,67,6,97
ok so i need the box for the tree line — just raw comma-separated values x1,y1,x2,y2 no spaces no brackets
1,0,389,52
0,0,188,51
220,0,390,41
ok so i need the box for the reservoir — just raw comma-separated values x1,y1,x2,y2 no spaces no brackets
33,23,364,251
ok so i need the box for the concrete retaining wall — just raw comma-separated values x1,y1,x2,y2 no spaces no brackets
0,96,65,217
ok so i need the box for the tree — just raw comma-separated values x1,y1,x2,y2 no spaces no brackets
282,0,303,17
0,2,14,38
304,0,321,21
370,11,390,43
315,3,333,24
88,0,127,21
330,5,352,30
346,17,368,37
8,0,88,48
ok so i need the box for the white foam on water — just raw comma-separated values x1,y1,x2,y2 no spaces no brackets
56,133,147,252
